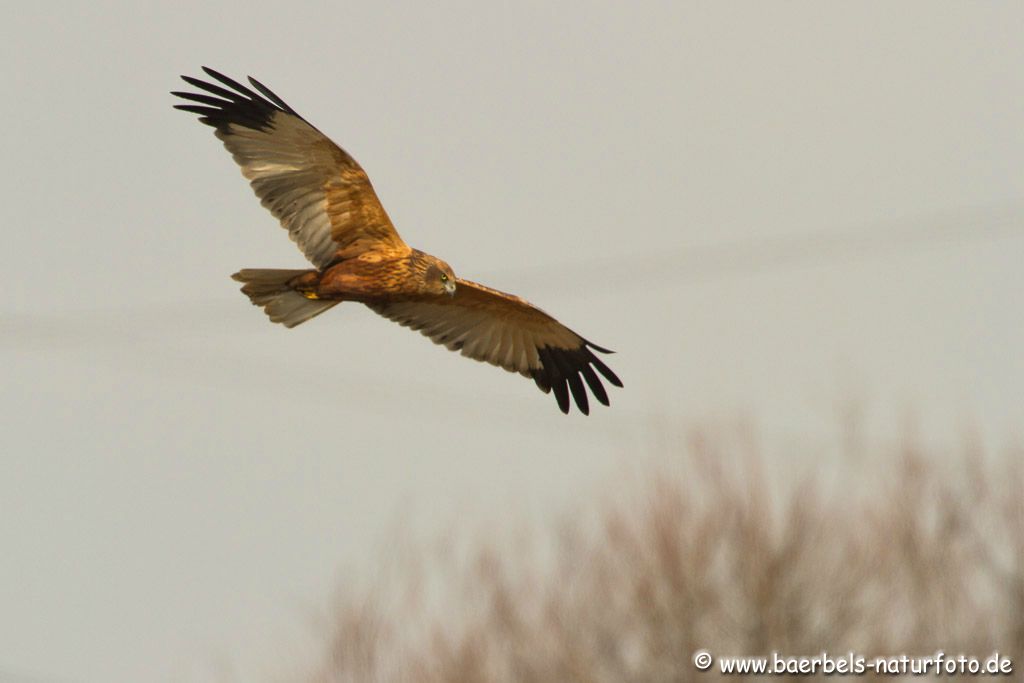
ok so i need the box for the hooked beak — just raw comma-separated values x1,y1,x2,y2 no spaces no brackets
444,280,456,296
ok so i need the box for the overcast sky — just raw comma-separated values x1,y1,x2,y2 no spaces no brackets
2,2,1022,682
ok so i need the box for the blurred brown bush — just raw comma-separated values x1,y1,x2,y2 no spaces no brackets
304,429,1022,682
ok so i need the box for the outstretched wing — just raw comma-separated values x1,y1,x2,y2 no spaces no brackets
369,280,622,415
173,67,408,268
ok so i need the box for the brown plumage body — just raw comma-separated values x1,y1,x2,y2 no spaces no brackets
293,249,455,303
174,68,621,414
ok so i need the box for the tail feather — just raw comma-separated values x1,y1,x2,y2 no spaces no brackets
232,268,339,328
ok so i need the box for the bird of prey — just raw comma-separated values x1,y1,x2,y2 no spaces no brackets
172,68,621,414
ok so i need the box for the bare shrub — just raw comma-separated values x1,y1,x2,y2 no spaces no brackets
308,430,1023,682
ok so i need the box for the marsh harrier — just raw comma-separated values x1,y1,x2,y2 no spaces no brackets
173,68,621,414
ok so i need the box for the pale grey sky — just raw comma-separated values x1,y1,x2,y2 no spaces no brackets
2,2,1022,682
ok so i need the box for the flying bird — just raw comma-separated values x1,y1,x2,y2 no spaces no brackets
172,68,621,414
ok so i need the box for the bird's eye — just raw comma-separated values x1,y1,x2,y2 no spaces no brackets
440,273,449,282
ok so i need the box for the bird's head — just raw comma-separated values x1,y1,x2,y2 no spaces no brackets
423,256,457,297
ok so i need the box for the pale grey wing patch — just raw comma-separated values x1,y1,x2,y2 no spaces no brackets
496,327,520,374
421,307,486,351
368,301,540,376
215,122,340,268
447,315,490,351
514,327,539,374
248,179,335,266
460,322,494,360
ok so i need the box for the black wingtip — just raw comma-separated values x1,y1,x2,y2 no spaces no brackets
532,342,620,415
586,341,616,354
247,75,298,115
201,65,228,82
580,365,610,406
173,67,294,133
589,351,623,388
573,381,591,414
552,379,571,414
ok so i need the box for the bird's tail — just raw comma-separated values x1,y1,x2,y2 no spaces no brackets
232,268,340,328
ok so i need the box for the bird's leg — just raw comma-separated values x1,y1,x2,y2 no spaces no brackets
287,270,324,300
